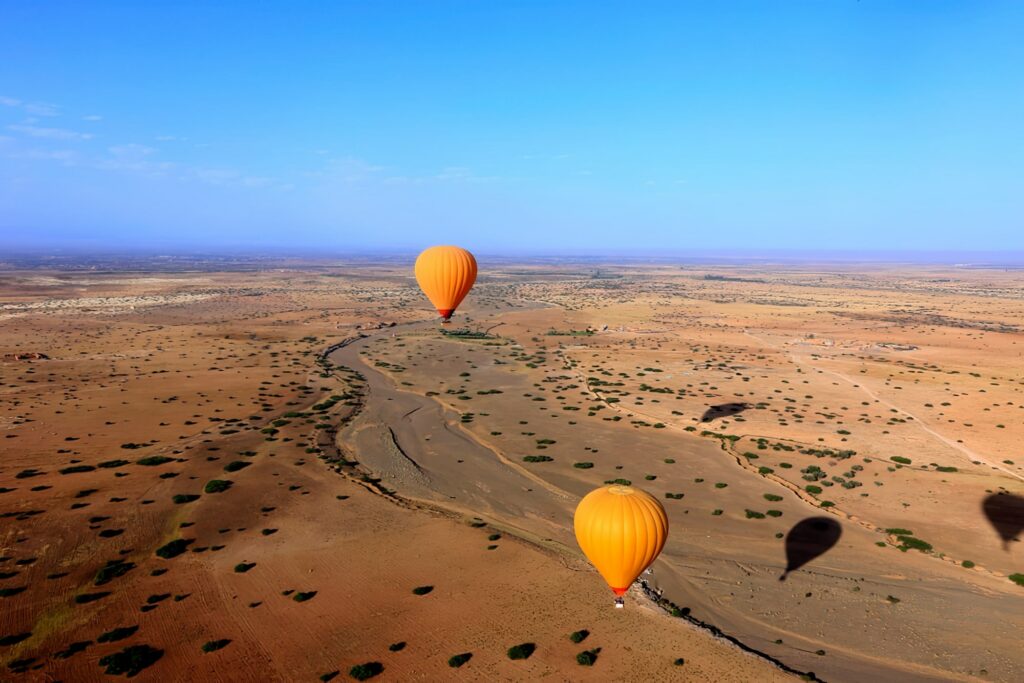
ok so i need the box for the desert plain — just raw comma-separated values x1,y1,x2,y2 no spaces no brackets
1,255,1023,682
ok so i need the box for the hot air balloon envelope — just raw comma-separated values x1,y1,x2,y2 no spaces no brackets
574,484,668,596
414,245,477,321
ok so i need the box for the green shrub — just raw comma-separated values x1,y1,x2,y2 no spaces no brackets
234,562,256,573
885,528,914,536
412,585,433,596
155,539,193,559
962,560,975,569
204,480,232,494
896,536,932,553
1009,573,1024,587
172,494,200,504
293,591,317,602
569,629,589,643
507,643,536,660
98,645,163,676
224,461,251,473
97,626,139,643
349,662,384,680
573,462,594,469
764,494,783,502
137,456,174,466
745,510,765,519
805,485,822,495
202,639,231,653
576,648,600,666
59,465,96,474
98,459,130,469
95,560,135,585
891,456,911,465
448,653,473,668
522,455,553,463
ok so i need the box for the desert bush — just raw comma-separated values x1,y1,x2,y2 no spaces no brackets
576,648,600,666
764,494,783,502
172,494,200,504
569,629,589,643
98,644,163,676
412,585,433,595
137,456,173,466
234,562,256,573
1008,573,1024,587
95,560,135,585
155,538,193,559
349,662,383,680
896,535,932,553
507,643,536,660
98,626,138,643
202,639,231,653
892,456,912,465
448,652,473,668
98,459,130,469
574,462,594,469
204,480,232,494
523,455,553,463
224,461,251,473
59,465,96,474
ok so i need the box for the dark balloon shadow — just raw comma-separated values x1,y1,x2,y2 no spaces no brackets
780,517,842,581
982,492,1024,550
701,402,749,423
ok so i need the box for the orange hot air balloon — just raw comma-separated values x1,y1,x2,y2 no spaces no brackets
574,484,668,600
414,245,478,322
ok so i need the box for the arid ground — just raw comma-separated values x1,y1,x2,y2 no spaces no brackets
1,257,1023,682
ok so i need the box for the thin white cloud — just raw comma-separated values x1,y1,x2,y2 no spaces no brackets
96,144,171,173
8,124,94,141
23,102,59,117
10,148,78,164
83,115,103,121
0,97,59,117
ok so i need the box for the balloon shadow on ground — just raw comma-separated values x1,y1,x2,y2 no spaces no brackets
701,402,749,423
780,517,842,581
982,492,1024,550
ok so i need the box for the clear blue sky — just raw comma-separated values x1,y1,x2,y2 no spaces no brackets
1,1,1022,255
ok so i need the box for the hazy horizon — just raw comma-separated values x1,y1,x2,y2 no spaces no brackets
5,244,1024,268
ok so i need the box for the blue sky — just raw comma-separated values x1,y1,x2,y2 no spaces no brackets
1,1,1022,255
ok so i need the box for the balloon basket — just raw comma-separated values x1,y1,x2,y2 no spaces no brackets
614,597,625,609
